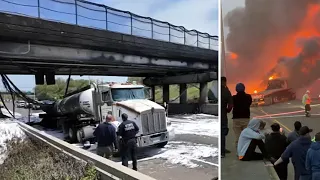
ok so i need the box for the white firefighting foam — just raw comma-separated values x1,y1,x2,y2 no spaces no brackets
154,141,218,168
168,114,218,137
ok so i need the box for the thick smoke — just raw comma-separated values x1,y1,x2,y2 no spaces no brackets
225,0,320,90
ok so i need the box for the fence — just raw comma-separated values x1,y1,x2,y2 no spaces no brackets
0,0,218,50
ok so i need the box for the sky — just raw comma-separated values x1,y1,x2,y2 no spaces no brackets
0,0,218,91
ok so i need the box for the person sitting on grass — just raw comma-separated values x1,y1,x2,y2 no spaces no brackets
237,118,269,161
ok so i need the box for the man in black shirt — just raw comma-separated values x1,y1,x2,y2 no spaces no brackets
265,123,289,180
93,115,117,159
232,83,252,148
221,76,233,158
118,113,139,171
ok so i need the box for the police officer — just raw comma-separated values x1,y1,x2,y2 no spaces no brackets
118,113,139,171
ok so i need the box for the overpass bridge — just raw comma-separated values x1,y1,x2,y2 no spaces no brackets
0,0,218,114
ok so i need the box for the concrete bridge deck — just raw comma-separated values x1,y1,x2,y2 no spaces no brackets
0,0,218,77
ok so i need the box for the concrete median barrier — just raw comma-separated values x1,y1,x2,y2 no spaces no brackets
18,122,156,180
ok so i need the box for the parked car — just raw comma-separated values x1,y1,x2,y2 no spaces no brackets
16,101,25,108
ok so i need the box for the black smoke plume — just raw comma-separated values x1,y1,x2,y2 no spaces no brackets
225,0,320,89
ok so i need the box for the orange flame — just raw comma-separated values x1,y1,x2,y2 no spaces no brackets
254,90,257,94
269,76,274,80
229,52,238,60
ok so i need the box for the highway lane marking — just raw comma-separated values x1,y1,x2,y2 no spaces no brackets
121,155,219,167
255,114,320,119
254,110,305,118
259,108,292,132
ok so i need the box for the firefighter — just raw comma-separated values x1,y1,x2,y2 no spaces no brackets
118,113,139,171
302,90,311,117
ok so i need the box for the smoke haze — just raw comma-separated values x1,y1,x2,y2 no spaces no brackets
224,0,320,93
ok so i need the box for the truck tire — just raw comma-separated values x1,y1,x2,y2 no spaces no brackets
68,127,78,143
156,141,168,148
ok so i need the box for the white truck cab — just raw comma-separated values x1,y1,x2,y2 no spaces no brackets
74,82,169,148
98,83,169,148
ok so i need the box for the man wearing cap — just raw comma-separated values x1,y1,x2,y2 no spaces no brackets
302,90,312,117
118,113,139,171
232,82,252,149
272,126,313,180
93,115,118,159
306,132,320,180
265,123,289,180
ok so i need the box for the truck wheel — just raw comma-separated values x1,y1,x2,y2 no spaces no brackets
68,127,78,143
156,141,168,148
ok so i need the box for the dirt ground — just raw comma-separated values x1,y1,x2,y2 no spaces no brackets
0,138,98,180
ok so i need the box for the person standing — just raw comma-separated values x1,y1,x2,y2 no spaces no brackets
306,132,320,180
93,115,118,159
273,126,313,180
302,90,311,117
265,123,289,180
232,83,252,148
221,76,233,158
118,113,139,171
287,121,302,144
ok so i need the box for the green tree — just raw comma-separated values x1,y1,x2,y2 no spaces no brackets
127,77,144,84
34,78,89,100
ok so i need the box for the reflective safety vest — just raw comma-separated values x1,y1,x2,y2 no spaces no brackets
312,137,316,142
306,98,311,105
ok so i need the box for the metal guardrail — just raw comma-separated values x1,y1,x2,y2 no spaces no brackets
17,122,157,180
0,0,218,50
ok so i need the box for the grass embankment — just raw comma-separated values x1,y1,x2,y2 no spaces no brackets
0,138,98,180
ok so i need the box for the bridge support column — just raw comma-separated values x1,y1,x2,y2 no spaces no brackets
199,82,208,104
179,83,187,104
163,84,169,104
151,86,156,101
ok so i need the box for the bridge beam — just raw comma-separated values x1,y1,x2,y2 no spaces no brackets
143,72,217,86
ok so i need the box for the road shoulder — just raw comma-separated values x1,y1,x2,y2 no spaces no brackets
221,114,279,180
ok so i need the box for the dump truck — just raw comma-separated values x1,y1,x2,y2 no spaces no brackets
39,82,169,148
251,77,296,106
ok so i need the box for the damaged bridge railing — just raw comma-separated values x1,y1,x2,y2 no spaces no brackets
0,0,218,50
18,122,156,180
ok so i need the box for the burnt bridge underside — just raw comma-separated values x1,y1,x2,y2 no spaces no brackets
0,12,218,77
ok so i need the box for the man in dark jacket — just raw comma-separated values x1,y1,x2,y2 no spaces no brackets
273,126,312,180
287,121,302,144
265,123,289,180
93,115,117,159
306,132,320,180
118,113,139,171
232,83,252,148
221,76,233,158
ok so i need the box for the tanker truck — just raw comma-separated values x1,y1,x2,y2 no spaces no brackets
39,82,169,148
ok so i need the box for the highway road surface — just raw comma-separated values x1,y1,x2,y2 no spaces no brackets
251,100,320,180
1,102,218,180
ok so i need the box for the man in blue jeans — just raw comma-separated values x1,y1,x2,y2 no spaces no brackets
221,76,233,158
272,126,312,180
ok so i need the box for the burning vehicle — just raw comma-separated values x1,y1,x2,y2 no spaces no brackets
251,76,296,106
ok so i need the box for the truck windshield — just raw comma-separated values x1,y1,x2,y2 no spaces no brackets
111,88,145,101
266,80,285,90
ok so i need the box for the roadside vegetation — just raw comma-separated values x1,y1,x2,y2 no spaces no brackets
0,138,99,180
